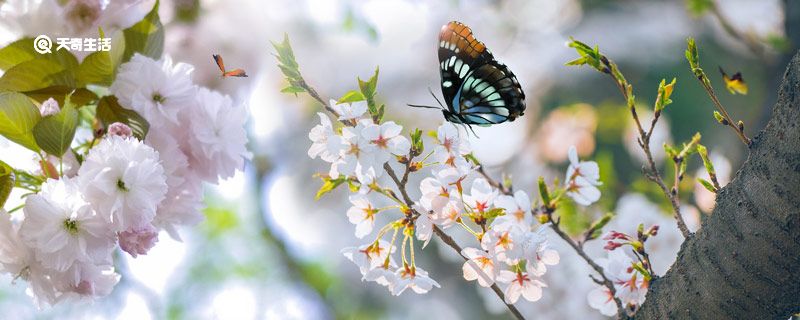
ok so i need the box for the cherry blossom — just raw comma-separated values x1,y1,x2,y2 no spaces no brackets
362,121,411,162
496,270,546,304
391,266,440,295
341,240,394,275
463,178,497,215
330,99,368,121
461,247,498,287
346,195,379,238
19,178,116,272
587,285,618,316
565,145,602,206
493,190,533,229
308,112,345,163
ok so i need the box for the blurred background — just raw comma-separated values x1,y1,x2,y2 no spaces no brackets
0,0,795,319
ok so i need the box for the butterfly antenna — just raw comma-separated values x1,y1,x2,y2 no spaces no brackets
428,87,446,110
407,104,440,109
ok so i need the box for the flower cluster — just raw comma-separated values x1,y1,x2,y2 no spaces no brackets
588,225,658,316
309,103,562,304
0,54,249,307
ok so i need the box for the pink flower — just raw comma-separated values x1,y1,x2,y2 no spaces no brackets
496,270,546,304
118,224,159,258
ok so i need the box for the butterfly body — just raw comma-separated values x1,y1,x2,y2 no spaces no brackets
719,66,747,95
436,21,526,126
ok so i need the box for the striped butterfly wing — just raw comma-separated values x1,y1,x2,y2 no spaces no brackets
456,60,526,125
437,21,525,125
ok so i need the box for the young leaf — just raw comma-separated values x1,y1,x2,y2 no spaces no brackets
77,33,126,87
33,99,79,157
0,59,76,92
0,37,79,72
96,96,149,139
0,160,14,209
315,177,346,200
358,66,380,119
122,0,163,62
337,90,366,104
697,178,717,193
0,92,41,151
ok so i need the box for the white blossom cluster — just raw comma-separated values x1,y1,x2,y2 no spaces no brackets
0,54,250,307
307,101,617,304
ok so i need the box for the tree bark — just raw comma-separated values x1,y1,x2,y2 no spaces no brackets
635,52,800,319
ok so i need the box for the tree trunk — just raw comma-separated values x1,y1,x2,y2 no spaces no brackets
635,52,800,319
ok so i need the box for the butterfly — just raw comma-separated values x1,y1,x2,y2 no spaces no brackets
409,21,526,131
719,66,747,95
213,54,248,78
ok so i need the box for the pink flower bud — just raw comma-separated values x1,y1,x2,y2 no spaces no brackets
604,241,622,251
648,225,660,236
39,98,60,117
118,224,159,258
107,122,133,138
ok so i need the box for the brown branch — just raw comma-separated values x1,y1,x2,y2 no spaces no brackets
601,59,693,238
549,213,628,319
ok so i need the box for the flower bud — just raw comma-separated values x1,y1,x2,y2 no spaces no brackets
39,98,60,117
107,122,133,138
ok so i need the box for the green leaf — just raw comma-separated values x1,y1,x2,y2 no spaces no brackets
538,176,551,206
337,90,366,104
0,38,79,72
96,96,149,139
0,160,14,210
280,86,305,94
586,212,614,240
122,0,163,62
33,99,78,157
484,207,505,220
0,92,41,151
358,66,380,120
24,86,98,107
315,177,346,200
77,33,125,87
0,59,76,92
697,178,717,193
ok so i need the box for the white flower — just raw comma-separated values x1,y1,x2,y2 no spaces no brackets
418,177,450,214
0,211,60,307
118,224,159,258
493,190,533,229
355,165,380,193
431,199,461,228
363,265,397,288
19,178,116,272
78,135,168,231
436,122,470,156
341,240,394,275
392,266,440,295
587,285,618,316
518,229,560,276
362,121,411,161
186,87,251,183
152,178,204,241
110,54,195,127
308,112,345,163
330,120,378,178
461,247,497,287
330,99,368,121
496,270,546,304
463,178,497,214
346,195,378,239
598,249,648,309
482,225,525,264
565,145,602,206
414,205,433,248
51,262,119,304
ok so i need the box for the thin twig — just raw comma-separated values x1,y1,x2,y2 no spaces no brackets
695,78,752,145
708,0,766,59
549,215,627,319
600,58,693,238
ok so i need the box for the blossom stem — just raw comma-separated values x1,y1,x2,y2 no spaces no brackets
549,215,628,319
383,162,525,320
600,56,692,239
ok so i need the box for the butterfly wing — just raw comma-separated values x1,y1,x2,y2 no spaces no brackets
223,69,248,77
456,60,526,125
438,21,493,113
437,21,525,125
213,54,226,74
